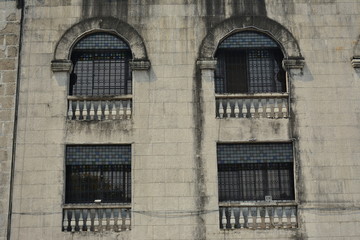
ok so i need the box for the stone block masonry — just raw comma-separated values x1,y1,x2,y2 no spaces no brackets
3,0,360,240
0,1,20,240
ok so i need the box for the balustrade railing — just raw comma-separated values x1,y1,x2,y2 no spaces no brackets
216,93,289,119
219,203,297,229
67,96,132,120
62,205,131,232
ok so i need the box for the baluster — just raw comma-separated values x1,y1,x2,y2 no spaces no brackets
83,209,89,231
251,207,258,229
265,99,272,118
259,207,266,229
285,207,292,228
95,101,101,120
291,207,297,228
89,102,95,120
105,208,111,231
242,207,249,228
258,100,264,118
126,101,132,119
247,208,254,228
98,209,104,232
83,101,88,120
63,210,71,232
75,101,80,120
90,209,96,231
234,207,241,229
121,209,127,231
125,209,131,230
111,102,117,120
94,209,100,232
239,208,244,228
67,100,73,120
65,209,72,232
70,210,76,232
74,209,81,231
230,208,235,229
264,207,270,229
275,207,284,228
218,101,224,118
109,209,115,231
104,101,110,120
267,207,274,228
119,102,124,120
241,101,247,118
274,100,279,118
282,99,288,118
225,101,231,118
113,209,120,232
62,210,67,231
234,101,240,118
250,101,256,118
221,208,227,229
79,101,84,120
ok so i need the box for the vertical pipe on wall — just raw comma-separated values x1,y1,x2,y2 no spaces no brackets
7,0,24,239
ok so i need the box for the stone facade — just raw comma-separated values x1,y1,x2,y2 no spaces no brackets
1,0,360,240
0,1,20,240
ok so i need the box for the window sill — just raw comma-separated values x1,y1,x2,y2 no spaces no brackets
215,92,288,98
63,203,131,209
219,201,296,207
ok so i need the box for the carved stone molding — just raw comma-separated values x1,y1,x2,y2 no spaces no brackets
129,60,151,70
197,59,217,70
54,17,148,61
282,57,305,70
351,57,360,68
199,16,303,59
51,60,72,72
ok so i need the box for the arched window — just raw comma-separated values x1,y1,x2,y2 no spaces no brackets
215,31,286,94
70,33,132,96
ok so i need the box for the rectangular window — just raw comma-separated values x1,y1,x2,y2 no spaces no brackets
65,145,131,204
217,143,294,202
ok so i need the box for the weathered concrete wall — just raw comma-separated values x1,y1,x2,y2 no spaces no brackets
0,1,20,240
9,0,360,240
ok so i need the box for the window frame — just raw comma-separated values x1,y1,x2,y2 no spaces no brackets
69,32,133,97
214,31,288,95
217,142,296,204
64,144,132,205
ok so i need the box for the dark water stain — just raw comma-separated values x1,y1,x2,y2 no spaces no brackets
202,0,267,29
81,0,129,20
231,0,267,16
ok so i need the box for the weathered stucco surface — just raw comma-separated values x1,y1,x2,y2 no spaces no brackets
2,0,360,239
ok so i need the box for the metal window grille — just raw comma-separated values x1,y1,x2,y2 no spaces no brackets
65,145,131,204
70,33,132,96
215,31,285,94
217,143,294,202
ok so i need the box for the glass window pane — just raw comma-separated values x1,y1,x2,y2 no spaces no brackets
217,143,294,202
65,145,131,204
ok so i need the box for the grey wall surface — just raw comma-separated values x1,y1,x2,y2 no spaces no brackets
4,0,360,239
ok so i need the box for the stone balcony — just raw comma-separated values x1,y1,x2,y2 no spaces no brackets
67,95,132,120
219,202,297,230
215,93,289,119
62,205,131,232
